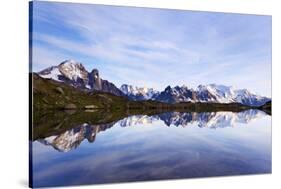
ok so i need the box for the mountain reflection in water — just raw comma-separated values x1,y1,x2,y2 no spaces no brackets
36,109,267,152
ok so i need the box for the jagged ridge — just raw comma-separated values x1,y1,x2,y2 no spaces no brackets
38,59,124,96
37,60,270,106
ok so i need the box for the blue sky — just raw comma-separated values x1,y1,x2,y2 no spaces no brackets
32,1,271,97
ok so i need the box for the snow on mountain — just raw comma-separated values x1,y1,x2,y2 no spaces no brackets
233,88,269,106
38,66,62,82
120,84,159,100
37,60,270,106
154,84,270,106
155,85,196,103
196,84,270,106
38,59,88,85
58,59,89,82
119,83,270,106
197,84,235,103
38,60,124,96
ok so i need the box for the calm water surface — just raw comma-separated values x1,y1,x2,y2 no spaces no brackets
31,109,271,188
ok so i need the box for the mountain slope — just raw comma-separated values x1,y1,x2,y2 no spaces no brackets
156,85,196,103
33,72,256,113
38,60,124,96
32,73,130,110
120,84,159,100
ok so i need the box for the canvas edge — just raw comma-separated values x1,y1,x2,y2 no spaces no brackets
28,1,34,188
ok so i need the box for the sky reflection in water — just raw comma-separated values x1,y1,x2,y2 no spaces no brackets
32,110,271,188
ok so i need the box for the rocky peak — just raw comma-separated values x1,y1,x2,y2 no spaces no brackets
120,84,133,94
37,60,125,96
120,84,159,100
91,69,99,78
164,85,172,92
174,86,181,91
58,60,88,82
88,69,102,90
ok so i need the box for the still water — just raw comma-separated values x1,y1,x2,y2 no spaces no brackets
31,109,271,188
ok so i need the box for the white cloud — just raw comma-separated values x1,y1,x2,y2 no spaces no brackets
32,45,69,71
32,2,271,96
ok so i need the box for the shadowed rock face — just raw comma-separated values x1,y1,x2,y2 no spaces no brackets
89,69,124,96
120,84,160,101
100,79,125,96
156,86,195,103
89,69,102,90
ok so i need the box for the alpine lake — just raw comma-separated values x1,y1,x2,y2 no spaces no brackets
30,109,271,187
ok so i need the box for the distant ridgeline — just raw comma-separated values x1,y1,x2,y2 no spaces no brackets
34,60,271,111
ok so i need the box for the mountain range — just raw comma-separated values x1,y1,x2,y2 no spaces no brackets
37,60,270,107
153,84,270,106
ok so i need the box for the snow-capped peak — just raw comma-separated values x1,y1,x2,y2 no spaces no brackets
62,59,79,64
181,84,190,89
154,84,270,106
196,84,270,106
196,84,235,103
58,60,88,81
38,59,88,82
37,66,62,82
37,60,270,107
120,84,159,100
